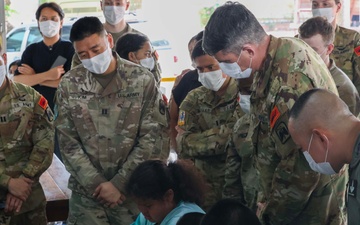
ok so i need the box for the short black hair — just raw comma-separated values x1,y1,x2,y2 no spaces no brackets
191,39,206,61
115,33,150,60
201,199,261,225
289,88,321,120
36,2,64,21
176,212,204,225
70,17,106,43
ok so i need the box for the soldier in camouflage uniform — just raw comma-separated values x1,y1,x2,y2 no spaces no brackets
177,40,242,211
312,0,360,93
298,16,360,116
55,17,169,225
203,2,347,224
71,0,162,84
223,78,259,212
0,57,54,225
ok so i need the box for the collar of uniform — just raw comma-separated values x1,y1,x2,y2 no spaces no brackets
251,35,279,99
350,133,360,169
202,77,238,107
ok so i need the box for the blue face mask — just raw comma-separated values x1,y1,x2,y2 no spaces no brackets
303,133,336,175
219,51,252,79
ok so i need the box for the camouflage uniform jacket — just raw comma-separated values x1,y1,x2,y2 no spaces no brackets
71,24,162,85
331,25,360,94
348,134,360,225
55,53,169,197
251,35,346,225
0,78,54,213
329,58,360,116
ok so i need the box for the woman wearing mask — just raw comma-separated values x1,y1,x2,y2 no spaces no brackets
115,33,155,71
176,39,243,211
125,159,206,225
14,2,74,111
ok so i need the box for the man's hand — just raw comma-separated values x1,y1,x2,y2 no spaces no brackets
93,182,126,208
47,66,65,80
5,193,23,213
17,64,35,75
8,177,33,201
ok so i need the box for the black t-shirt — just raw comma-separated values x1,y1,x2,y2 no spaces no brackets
172,69,202,107
16,39,74,110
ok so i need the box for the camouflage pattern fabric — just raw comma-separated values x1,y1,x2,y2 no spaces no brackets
223,113,259,212
250,35,347,225
331,25,360,94
71,24,162,85
177,78,242,211
0,78,54,224
329,59,360,116
55,53,169,225
66,192,138,225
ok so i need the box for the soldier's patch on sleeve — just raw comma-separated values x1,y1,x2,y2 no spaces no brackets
45,106,54,122
178,110,185,126
354,46,360,57
270,106,281,128
275,122,291,144
38,96,48,110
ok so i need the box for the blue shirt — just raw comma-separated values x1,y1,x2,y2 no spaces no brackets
131,201,205,225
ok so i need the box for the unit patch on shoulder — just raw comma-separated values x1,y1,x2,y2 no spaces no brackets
178,110,185,126
355,46,360,57
270,106,281,128
159,99,165,115
38,96,48,110
275,122,291,144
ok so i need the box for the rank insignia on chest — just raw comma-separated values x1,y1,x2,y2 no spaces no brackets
101,108,109,116
178,110,185,126
348,179,357,198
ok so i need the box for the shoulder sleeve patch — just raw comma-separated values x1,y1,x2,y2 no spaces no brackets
178,110,185,126
38,96,48,110
270,106,281,129
354,46,360,57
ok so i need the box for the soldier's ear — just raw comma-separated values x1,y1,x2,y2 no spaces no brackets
335,2,341,13
327,44,334,55
128,52,138,63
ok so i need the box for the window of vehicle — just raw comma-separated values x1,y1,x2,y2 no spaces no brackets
6,27,25,52
27,27,41,47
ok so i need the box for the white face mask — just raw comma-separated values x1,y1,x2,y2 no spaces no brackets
0,58,6,87
312,8,335,23
39,20,60,38
303,133,336,175
238,93,250,114
219,51,252,79
140,57,155,71
104,6,126,25
198,69,226,91
81,46,113,74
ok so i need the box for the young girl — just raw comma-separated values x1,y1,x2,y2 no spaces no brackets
125,159,207,225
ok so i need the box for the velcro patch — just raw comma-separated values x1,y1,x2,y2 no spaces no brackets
354,46,360,57
270,106,281,128
178,110,185,126
348,179,357,198
38,96,48,110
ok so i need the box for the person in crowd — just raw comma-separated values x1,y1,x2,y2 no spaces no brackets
202,2,346,224
8,60,20,78
71,0,162,84
54,16,169,225
0,56,54,225
177,39,242,211
116,33,156,72
176,212,204,225
312,0,360,93
288,88,360,225
169,31,203,153
298,16,360,116
14,2,74,111
200,199,261,225
125,159,206,225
